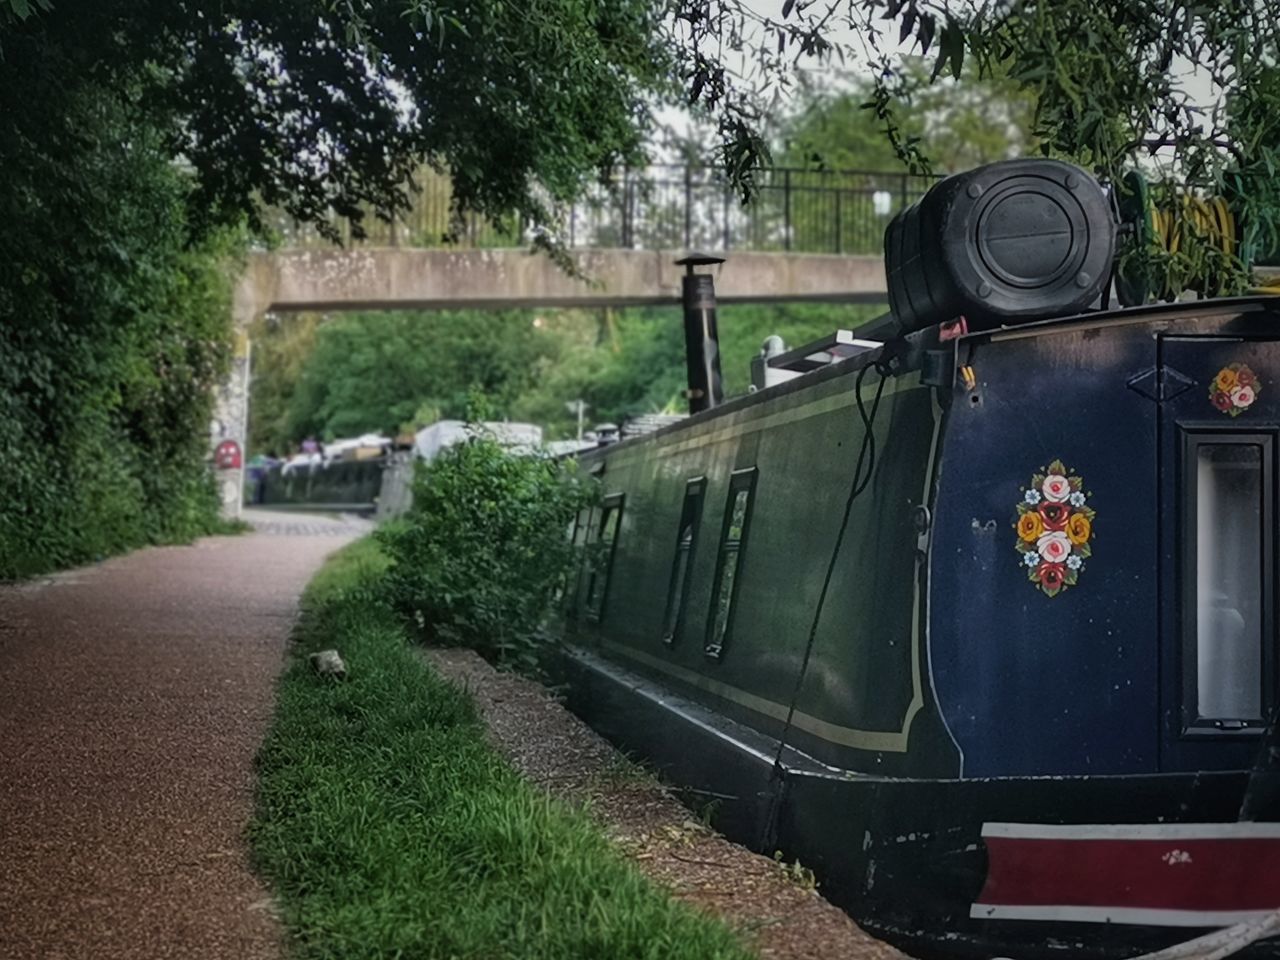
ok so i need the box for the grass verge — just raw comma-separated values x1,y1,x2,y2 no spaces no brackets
251,535,755,960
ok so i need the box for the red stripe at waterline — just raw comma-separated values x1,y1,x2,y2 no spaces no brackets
971,822,1280,927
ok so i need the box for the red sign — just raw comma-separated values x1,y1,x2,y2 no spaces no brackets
214,440,242,470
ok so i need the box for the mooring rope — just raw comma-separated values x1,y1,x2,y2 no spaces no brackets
758,357,892,847
1121,909,1280,960
992,909,1280,960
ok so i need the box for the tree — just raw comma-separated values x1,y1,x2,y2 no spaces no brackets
778,62,1033,175
508,302,885,438
673,0,1280,295
0,81,238,576
250,309,561,449
1,0,673,246
779,85,907,174
248,314,324,456
254,300,888,449
0,0,681,574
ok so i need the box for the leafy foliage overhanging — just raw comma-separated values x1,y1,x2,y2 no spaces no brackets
2,0,672,246
673,0,1280,295
7,0,1279,577
0,0,674,576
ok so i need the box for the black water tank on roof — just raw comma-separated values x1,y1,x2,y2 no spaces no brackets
885,158,1115,334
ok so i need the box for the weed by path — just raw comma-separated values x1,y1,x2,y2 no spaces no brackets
250,536,754,960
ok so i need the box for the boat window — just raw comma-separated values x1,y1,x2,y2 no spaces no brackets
706,468,757,659
661,478,706,645
565,506,594,617
1182,433,1274,731
556,511,585,610
585,494,624,621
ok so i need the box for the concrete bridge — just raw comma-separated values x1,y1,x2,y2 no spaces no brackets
213,245,891,516
230,246,889,327
214,161,923,515
239,160,930,323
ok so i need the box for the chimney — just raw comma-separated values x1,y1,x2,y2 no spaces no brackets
676,252,726,414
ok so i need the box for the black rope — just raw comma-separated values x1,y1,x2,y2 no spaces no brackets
762,358,893,835
1239,704,1280,822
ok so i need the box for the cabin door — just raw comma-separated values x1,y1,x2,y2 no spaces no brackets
1156,333,1279,774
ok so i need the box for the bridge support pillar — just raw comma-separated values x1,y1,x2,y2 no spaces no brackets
210,329,252,520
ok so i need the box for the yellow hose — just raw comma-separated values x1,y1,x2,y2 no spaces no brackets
1125,178,1280,299
1142,192,1257,297
1149,194,1236,260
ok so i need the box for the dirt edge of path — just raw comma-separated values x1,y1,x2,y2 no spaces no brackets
425,648,907,960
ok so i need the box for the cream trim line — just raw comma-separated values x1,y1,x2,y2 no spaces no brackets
982,821,1280,840
601,640,912,752
897,393,943,745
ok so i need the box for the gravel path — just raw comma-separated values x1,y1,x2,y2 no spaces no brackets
427,648,907,960
0,511,367,960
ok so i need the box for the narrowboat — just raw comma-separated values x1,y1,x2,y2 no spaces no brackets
555,158,1280,958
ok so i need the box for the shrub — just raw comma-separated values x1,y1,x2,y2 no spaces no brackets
378,428,595,669
0,72,236,579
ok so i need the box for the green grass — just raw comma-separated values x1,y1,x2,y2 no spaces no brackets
250,536,755,960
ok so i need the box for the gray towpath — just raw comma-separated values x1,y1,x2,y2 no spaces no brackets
0,510,368,959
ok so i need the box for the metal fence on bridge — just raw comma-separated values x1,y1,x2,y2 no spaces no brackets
271,165,937,256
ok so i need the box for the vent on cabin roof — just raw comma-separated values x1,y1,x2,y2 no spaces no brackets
622,413,686,437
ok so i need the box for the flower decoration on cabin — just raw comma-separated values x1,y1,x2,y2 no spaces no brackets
1014,460,1094,598
1210,363,1261,416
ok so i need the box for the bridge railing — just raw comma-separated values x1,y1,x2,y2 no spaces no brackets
268,164,937,255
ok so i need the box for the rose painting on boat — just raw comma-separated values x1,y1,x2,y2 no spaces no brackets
1209,362,1261,417
1014,459,1094,598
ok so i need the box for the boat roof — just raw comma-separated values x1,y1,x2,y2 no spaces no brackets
576,294,1280,463
969,293,1280,343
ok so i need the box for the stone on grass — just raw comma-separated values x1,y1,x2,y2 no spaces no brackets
309,649,347,680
